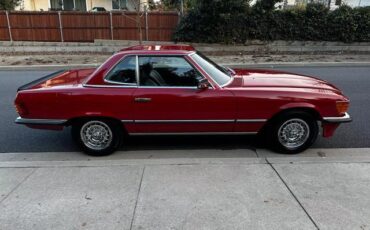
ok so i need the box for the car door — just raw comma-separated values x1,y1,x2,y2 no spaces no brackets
131,55,235,134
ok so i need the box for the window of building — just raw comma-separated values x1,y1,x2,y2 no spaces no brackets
50,0,86,11
112,0,127,10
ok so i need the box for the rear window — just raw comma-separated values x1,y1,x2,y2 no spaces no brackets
105,56,136,85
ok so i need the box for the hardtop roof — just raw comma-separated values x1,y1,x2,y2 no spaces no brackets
120,44,195,53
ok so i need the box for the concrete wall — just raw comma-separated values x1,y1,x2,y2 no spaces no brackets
0,40,369,53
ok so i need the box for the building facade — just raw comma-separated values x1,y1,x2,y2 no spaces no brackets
16,0,149,11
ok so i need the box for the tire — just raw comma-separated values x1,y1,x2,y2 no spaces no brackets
72,118,123,156
267,111,319,154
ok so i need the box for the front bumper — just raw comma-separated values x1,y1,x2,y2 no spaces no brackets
321,112,351,137
322,112,352,123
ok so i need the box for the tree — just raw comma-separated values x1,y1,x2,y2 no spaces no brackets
161,0,196,11
122,0,145,44
0,0,21,10
253,0,283,12
174,0,250,43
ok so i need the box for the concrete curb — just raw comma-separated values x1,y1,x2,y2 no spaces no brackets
0,148,369,167
0,156,369,168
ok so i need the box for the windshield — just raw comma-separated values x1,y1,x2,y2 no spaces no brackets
191,52,232,86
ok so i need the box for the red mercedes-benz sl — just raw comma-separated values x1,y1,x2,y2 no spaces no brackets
14,44,351,156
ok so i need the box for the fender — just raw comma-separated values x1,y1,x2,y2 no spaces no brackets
278,102,322,119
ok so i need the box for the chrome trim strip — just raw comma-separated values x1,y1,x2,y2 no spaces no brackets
136,55,140,86
134,119,268,124
137,86,198,89
130,132,257,136
83,84,137,88
135,119,235,124
104,79,137,86
136,53,190,56
236,119,267,123
121,120,134,123
15,117,67,125
322,112,352,123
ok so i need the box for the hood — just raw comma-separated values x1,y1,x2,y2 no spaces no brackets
226,69,341,92
18,68,96,91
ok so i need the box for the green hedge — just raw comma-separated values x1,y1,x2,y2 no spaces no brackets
173,2,370,43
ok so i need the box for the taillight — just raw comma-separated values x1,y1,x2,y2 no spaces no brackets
336,101,349,115
14,102,28,116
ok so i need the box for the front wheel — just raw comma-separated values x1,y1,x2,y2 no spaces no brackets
72,119,123,156
268,112,319,154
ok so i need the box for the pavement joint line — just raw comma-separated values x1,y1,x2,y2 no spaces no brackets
0,168,37,205
254,148,260,158
266,158,320,230
129,166,145,230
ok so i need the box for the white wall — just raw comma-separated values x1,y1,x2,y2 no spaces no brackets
86,0,149,11
16,0,149,11
16,0,50,11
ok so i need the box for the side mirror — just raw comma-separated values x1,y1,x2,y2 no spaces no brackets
197,78,211,89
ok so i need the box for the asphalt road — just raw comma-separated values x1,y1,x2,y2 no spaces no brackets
0,66,369,153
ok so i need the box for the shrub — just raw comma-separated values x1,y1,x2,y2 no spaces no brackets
173,1,370,43
173,0,250,43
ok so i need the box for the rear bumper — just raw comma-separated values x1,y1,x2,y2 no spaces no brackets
15,117,67,125
322,112,352,123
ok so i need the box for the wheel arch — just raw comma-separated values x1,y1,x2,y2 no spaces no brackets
66,116,128,133
260,106,322,134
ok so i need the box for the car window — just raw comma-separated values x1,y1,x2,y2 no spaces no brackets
138,56,203,87
191,53,231,86
105,56,136,85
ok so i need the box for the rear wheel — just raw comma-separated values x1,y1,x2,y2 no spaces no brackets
268,111,319,154
72,119,123,156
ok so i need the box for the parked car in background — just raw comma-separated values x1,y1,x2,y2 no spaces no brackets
14,45,351,156
90,7,106,12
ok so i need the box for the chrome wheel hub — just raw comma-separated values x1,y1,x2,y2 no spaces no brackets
278,118,310,150
80,121,112,150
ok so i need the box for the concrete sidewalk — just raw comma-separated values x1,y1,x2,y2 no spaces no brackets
1,148,369,230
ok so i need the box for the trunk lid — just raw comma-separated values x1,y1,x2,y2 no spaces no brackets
18,68,95,91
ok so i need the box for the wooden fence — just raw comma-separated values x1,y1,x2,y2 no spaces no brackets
0,11,180,42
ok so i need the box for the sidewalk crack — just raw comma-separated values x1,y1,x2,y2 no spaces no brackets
266,159,320,230
129,166,145,230
254,148,260,158
0,168,37,205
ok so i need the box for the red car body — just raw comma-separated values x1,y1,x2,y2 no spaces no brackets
14,45,351,153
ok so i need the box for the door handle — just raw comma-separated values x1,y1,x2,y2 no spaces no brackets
134,97,152,103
